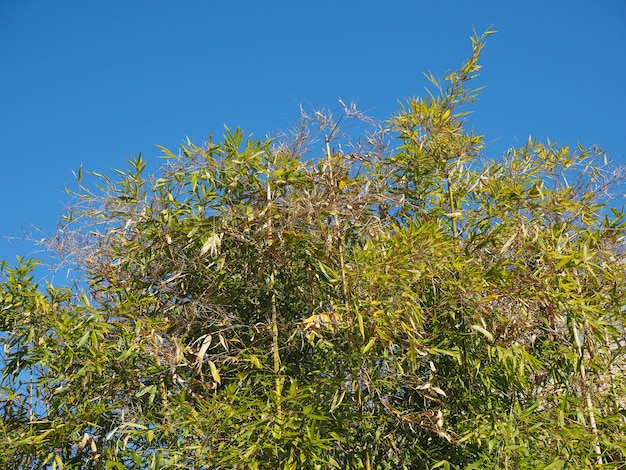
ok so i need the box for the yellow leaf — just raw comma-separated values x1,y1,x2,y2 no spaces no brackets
208,360,221,384
303,314,318,324
442,108,451,120
361,337,376,354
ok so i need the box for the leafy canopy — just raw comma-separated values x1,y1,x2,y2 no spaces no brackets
1,30,625,469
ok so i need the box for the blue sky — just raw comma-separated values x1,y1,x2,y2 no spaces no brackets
1,1,625,270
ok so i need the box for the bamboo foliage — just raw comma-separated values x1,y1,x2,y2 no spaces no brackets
1,30,625,469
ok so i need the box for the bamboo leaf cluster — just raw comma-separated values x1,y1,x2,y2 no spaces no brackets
1,30,625,469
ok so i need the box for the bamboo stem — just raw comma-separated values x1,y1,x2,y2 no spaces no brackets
325,136,349,303
271,276,282,418
266,165,282,419
325,136,335,182
571,318,602,464
446,173,458,238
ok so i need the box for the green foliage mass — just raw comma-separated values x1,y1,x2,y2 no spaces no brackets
1,30,625,469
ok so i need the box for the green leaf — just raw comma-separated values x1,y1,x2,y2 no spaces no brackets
555,255,574,270
431,460,451,469
465,459,487,470
77,330,90,348
542,460,565,470
136,384,156,398
317,261,339,283
249,355,263,369
356,310,365,339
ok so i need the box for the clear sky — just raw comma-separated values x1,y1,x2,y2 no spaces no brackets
1,1,625,269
